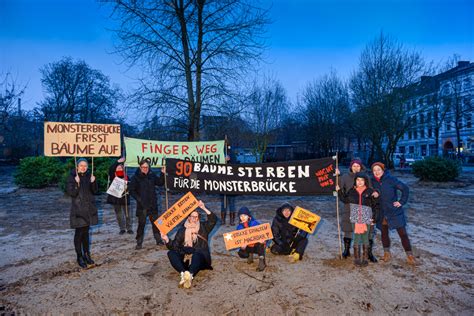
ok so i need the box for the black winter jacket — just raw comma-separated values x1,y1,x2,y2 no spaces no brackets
129,168,164,216
271,204,308,247
66,169,99,228
166,212,217,269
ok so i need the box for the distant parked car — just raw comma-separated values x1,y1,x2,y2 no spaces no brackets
393,153,422,168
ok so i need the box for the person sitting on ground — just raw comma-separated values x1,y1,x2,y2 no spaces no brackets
270,203,309,263
161,201,217,289
337,173,379,267
236,207,266,272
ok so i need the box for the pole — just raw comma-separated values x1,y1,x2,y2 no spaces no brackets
223,135,228,210
74,156,79,187
124,166,129,219
91,157,94,176
163,161,169,211
334,152,342,259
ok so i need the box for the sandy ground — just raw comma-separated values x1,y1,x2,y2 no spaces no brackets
0,166,473,315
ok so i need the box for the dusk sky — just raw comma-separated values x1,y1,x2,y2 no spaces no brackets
1,0,473,113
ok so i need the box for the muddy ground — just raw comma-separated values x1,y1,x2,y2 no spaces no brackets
0,166,473,315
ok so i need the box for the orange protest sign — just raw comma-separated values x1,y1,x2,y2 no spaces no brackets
154,192,199,234
288,206,321,234
223,223,273,250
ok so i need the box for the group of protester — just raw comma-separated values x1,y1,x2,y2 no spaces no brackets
66,156,414,288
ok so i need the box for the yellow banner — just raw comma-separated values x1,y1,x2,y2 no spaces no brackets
288,206,321,234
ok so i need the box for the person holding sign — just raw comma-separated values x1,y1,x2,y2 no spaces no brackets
339,159,378,262
129,160,165,250
107,158,132,234
161,201,217,289
66,158,98,269
337,173,379,267
270,203,309,263
236,207,267,272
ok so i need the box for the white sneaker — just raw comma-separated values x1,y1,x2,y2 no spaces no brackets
179,272,186,287
183,271,193,289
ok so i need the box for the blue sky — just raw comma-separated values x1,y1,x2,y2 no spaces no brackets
1,0,473,111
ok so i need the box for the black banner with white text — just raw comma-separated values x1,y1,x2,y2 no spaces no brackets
166,158,336,196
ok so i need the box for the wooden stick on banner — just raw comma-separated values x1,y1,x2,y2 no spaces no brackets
74,156,79,187
163,160,169,211
223,135,228,210
124,166,128,219
334,152,342,259
91,157,94,176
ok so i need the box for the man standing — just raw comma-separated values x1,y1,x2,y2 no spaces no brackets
129,159,165,250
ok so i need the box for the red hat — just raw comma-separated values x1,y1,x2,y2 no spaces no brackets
371,162,385,171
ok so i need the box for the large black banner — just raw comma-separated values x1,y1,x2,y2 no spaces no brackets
166,157,336,196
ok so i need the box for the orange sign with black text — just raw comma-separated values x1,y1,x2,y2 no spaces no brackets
154,192,199,234
223,223,273,250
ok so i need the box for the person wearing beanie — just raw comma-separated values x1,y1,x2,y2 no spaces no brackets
337,173,379,267
161,200,217,289
66,158,98,268
107,157,132,235
236,207,266,271
129,159,166,249
270,203,309,263
371,162,415,265
338,158,378,263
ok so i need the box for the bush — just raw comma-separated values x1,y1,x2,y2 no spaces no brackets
15,156,64,188
59,157,115,193
412,156,461,182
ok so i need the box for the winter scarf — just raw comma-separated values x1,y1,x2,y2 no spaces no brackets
184,218,200,247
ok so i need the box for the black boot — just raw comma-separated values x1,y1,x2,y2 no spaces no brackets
361,245,369,267
77,254,87,268
368,239,378,263
353,245,361,267
221,211,226,225
83,252,95,265
342,237,351,258
256,256,266,272
229,212,236,226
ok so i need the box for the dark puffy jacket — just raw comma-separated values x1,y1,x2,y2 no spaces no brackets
106,161,131,206
338,184,379,224
271,203,308,247
339,166,373,232
66,169,99,228
371,171,409,230
129,168,164,216
166,212,217,269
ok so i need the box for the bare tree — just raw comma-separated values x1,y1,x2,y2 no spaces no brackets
38,57,121,123
301,71,350,157
0,72,26,130
350,33,426,167
245,76,289,162
108,0,269,140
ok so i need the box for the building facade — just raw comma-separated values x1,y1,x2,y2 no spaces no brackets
394,61,474,160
